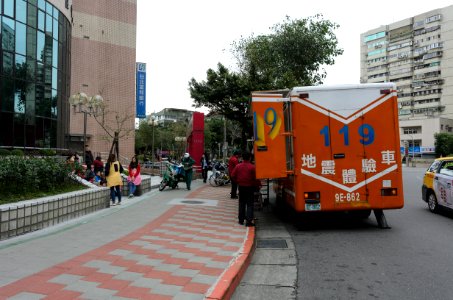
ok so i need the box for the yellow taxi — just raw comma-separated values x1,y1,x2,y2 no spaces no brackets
422,157,453,212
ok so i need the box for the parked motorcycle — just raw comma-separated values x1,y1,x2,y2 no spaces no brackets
209,161,230,186
159,163,185,191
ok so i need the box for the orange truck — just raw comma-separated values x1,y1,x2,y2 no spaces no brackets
252,83,404,228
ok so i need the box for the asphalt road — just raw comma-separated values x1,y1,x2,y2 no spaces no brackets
285,166,453,300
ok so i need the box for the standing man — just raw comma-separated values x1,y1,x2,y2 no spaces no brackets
182,153,195,190
200,152,210,183
85,145,94,171
231,151,260,227
228,150,241,199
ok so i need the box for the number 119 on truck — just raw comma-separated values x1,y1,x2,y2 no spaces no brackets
252,83,404,228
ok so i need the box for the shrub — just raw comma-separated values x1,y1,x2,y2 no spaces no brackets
0,149,11,156
10,149,24,156
39,149,57,156
0,156,73,197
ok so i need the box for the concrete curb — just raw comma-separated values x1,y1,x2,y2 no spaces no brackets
206,226,256,300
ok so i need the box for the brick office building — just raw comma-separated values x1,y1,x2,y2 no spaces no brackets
68,0,137,161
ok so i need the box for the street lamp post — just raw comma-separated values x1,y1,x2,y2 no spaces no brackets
68,93,104,154
408,134,415,167
148,117,155,176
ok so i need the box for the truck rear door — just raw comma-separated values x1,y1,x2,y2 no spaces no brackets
291,83,403,211
251,93,289,179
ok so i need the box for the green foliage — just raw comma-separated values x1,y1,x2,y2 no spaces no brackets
39,149,57,156
0,156,77,203
189,15,343,149
233,15,343,88
0,149,11,156
10,149,24,156
434,133,453,157
135,119,190,159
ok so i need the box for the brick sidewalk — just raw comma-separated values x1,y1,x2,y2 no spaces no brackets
0,184,254,300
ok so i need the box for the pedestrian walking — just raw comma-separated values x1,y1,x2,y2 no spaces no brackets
200,152,210,183
231,151,260,227
127,155,142,198
228,150,241,199
105,153,124,206
181,152,195,190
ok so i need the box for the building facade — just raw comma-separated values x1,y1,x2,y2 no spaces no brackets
0,0,72,149
151,108,194,125
69,0,137,161
0,0,137,162
360,5,453,156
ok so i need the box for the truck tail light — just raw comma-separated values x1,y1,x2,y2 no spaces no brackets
304,191,320,201
381,188,397,196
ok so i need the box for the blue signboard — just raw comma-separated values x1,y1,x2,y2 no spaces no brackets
136,62,146,118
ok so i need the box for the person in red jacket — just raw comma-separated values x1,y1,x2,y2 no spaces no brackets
231,151,260,227
127,156,142,198
228,150,241,199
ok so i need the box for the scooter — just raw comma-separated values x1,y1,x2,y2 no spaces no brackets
159,163,185,191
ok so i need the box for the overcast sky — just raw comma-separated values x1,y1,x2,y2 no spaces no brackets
136,0,452,115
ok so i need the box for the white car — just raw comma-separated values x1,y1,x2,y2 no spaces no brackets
423,158,453,212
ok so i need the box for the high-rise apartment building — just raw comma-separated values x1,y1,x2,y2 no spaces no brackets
360,5,453,156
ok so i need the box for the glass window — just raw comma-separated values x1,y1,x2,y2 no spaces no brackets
50,119,56,147
14,88,26,114
2,51,14,75
45,2,52,15
44,34,52,65
0,112,14,146
53,7,59,22
16,0,27,23
44,66,51,85
1,76,14,112
4,0,14,18
37,9,44,31
364,31,386,43
44,85,51,117
52,17,58,40
2,16,15,51
35,84,45,116
45,12,52,34
15,21,26,55
28,0,37,5
36,30,44,61
51,88,57,118
26,57,35,78
27,3,37,28
13,113,25,146
15,54,28,81
52,39,57,67
36,61,44,82
51,67,57,89
37,0,45,10
25,83,36,125
26,25,36,58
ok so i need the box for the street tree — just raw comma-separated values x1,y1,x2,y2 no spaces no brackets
434,133,453,157
189,15,343,148
233,15,343,88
